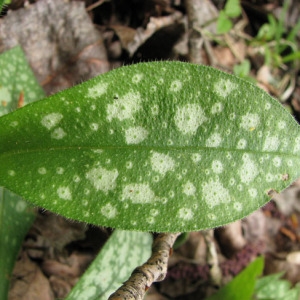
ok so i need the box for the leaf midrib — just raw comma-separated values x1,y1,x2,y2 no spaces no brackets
0,144,299,159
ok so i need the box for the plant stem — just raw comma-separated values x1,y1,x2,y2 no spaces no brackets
108,232,180,300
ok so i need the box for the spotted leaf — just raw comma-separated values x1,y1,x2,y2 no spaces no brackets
0,46,44,298
0,61,299,232
66,230,152,300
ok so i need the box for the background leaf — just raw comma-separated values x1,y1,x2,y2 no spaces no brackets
0,46,45,299
0,46,44,116
0,61,300,232
224,0,241,18
205,256,264,300
66,230,152,300
255,272,300,300
217,10,233,34
0,0,6,13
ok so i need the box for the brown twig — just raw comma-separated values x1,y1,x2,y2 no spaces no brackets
86,0,109,12
185,0,218,64
109,232,180,300
127,11,183,57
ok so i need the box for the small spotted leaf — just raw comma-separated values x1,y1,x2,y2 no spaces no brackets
66,230,152,300
0,61,300,232
0,46,45,116
0,46,45,298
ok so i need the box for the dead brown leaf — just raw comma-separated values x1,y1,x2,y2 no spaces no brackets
9,253,54,300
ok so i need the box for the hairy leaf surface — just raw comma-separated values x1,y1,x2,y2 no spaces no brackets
0,61,300,232
66,230,152,300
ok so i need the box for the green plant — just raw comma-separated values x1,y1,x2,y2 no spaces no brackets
255,271,300,300
252,0,300,68
205,257,300,300
0,46,45,299
233,59,256,83
217,0,242,34
1,50,300,298
206,256,264,300
0,0,10,13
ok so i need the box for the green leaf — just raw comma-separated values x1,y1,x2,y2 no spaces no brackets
0,0,11,15
0,189,35,298
224,0,241,18
0,46,45,299
217,11,233,34
0,46,44,116
66,230,152,300
205,256,264,300
282,51,300,63
233,60,250,78
256,15,277,42
255,272,300,300
0,61,300,232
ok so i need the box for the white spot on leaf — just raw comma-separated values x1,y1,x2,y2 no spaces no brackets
211,102,223,114
293,136,300,153
212,160,223,173
239,154,259,184
150,209,159,216
233,202,243,211
272,157,281,167
178,208,194,220
248,188,257,198
174,104,207,135
86,166,119,194
73,175,81,183
266,173,275,182
56,167,64,174
107,92,141,121
121,183,155,203
15,200,27,212
183,181,196,196
8,170,15,176
206,133,222,147
126,161,133,169
278,121,286,130
191,153,201,163
41,113,63,130
101,203,117,219
170,80,182,92
57,186,72,200
207,213,217,220
237,139,247,149
132,73,143,83
263,136,280,152
202,180,231,207
265,102,271,110
151,104,159,115
150,152,175,176
240,113,260,131
90,123,99,131
214,78,237,98
87,82,108,99
38,167,47,175
51,128,66,139
125,126,148,144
